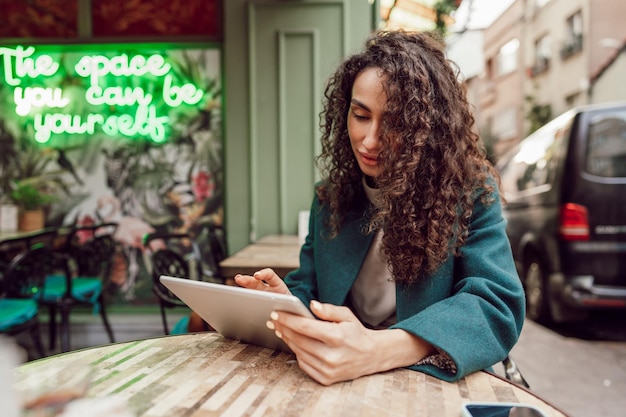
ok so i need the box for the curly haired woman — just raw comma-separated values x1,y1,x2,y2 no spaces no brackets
235,30,525,385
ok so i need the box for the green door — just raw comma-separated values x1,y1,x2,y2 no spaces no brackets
247,0,373,240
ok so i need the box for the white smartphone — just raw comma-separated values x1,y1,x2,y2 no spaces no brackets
461,402,550,417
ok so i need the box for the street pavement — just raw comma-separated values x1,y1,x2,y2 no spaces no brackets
496,317,626,417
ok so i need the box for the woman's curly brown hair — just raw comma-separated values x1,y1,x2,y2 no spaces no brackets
315,30,500,284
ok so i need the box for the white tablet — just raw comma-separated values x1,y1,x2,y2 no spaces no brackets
159,275,314,352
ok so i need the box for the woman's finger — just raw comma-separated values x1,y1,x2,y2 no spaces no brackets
309,300,359,323
271,311,340,348
233,269,291,294
253,268,290,294
233,273,268,291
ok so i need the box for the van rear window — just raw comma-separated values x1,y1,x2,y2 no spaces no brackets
498,116,567,195
586,111,626,177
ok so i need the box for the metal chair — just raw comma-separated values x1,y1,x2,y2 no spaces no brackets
0,299,44,359
43,223,117,352
144,232,205,334
0,244,57,360
0,228,68,358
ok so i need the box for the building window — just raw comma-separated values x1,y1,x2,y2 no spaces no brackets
531,35,551,76
560,11,583,59
586,111,626,177
486,57,494,80
497,38,519,76
493,107,518,140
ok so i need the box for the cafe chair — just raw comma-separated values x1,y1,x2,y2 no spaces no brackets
144,232,205,334
0,299,45,359
0,228,71,358
43,223,117,352
197,222,228,284
0,244,57,360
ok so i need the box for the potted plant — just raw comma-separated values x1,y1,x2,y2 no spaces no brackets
0,123,73,231
10,181,56,231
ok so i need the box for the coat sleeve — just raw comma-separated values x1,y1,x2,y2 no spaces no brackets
391,189,526,382
283,196,320,306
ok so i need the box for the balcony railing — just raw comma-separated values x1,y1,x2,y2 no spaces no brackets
560,34,584,60
529,57,550,77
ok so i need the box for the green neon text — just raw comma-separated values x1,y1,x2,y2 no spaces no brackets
2,46,207,143
34,105,169,144
74,53,171,87
14,86,69,116
86,85,153,106
163,74,203,106
0,46,59,86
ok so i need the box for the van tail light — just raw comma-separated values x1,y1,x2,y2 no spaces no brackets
559,203,589,241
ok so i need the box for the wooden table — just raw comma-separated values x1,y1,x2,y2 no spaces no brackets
0,226,73,248
14,333,569,417
0,228,49,244
219,235,301,280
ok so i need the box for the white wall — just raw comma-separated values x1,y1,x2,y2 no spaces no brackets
590,51,626,104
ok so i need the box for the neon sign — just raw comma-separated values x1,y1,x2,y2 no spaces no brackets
0,45,206,144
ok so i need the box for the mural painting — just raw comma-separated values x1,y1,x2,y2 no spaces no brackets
0,43,225,305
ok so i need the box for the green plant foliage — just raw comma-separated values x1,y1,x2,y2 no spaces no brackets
434,0,458,35
525,94,552,135
10,182,56,211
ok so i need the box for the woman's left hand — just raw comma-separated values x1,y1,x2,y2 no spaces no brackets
267,300,434,385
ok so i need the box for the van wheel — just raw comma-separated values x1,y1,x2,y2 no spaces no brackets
524,258,551,323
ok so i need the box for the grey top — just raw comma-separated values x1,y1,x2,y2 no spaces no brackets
348,178,397,328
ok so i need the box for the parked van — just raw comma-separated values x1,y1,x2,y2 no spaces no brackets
496,101,626,323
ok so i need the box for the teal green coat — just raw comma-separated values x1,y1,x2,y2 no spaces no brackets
284,185,525,382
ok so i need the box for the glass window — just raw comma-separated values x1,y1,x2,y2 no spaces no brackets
534,35,551,69
493,107,518,140
486,57,494,80
497,39,519,76
586,111,626,177
566,11,583,42
561,10,583,58
499,112,571,194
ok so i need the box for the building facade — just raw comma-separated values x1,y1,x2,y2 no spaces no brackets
462,0,626,160
478,0,525,158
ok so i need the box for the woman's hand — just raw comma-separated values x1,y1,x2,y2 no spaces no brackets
233,268,291,295
267,300,435,386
